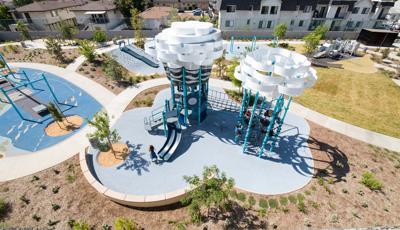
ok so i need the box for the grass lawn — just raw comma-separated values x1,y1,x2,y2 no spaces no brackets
296,67,400,138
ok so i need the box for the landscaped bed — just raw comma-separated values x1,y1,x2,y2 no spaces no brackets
0,45,79,68
124,84,169,111
77,54,165,95
0,122,399,229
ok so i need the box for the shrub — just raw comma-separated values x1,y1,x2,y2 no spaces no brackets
78,40,96,63
19,194,30,205
102,59,124,81
47,220,60,227
68,219,76,228
92,28,107,43
237,192,246,202
52,186,60,194
248,196,256,207
45,37,64,62
114,217,138,230
73,221,90,230
297,201,307,214
259,198,268,209
52,203,61,211
381,48,390,59
257,208,266,217
279,196,288,206
32,214,41,222
297,194,305,202
31,175,40,182
66,174,76,183
361,172,383,191
0,198,10,219
268,199,279,209
288,195,297,204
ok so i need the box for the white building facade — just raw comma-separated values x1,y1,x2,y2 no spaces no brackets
217,0,395,33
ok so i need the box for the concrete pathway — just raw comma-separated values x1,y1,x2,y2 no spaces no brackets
0,63,115,182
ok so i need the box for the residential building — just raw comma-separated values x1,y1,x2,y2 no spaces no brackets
217,0,395,33
139,6,173,30
70,0,125,31
149,0,209,11
10,0,85,31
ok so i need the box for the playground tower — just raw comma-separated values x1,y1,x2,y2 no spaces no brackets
234,46,317,156
145,21,223,125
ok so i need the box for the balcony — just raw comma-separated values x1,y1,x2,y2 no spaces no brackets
333,12,348,19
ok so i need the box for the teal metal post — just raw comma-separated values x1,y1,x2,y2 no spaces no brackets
41,74,62,105
251,36,256,51
269,96,292,152
258,96,265,116
258,95,284,157
170,80,175,108
182,67,188,124
238,88,247,122
197,68,202,126
242,91,259,153
0,88,25,120
162,111,167,137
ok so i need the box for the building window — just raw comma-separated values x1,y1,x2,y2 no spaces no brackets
290,20,295,26
352,7,360,14
266,20,273,28
303,5,312,13
261,6,269,14
346,21,354,27
355,21,363,28
225,20,234,27
361,7,370,14
226,5,236,13
246,19,251,25
299,20,304,27
258,20,263,29
270,6,278,14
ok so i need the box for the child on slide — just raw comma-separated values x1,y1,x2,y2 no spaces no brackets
149,145,160,164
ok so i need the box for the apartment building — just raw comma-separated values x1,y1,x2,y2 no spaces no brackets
11,0,85,31
217,0,395,33
149,0,209,10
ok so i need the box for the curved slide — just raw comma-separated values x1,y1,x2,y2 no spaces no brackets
157,122,182,161
120,45,160,68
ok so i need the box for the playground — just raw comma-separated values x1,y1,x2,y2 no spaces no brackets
0,60,102,156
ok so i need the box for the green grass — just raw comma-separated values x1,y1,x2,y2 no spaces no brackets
259,198,268,209
361,172,383,191
296,67,400,138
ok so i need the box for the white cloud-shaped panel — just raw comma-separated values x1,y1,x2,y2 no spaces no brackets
145,21,223,70
234,46,317,98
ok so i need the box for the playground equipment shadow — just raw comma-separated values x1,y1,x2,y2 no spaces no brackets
88,88,313,196
0,68,102,155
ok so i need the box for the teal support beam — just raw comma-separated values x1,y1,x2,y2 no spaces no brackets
162,111,167,137
197,68,202,126
182,67,188,124
258,95,284,157
238,88,247,122
0,87,25,120
230,36,234,53
41,74,62,105
170,80,175,108
258,96,265,116
269,96,292,152
242,91,259,153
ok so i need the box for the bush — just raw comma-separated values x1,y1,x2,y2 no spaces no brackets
288,195,297,204
297,194,305,202
92,28,107,43
259,198,268,209
78,40,96,63
0,198,10,219
361,172,383,191
237,192,246,202
114,217,138,230
297,201,307,214
248,196,256,207
279,196,288,206
381,48,390,59
268,199,279,209
102,58,124,81
73,221,90,230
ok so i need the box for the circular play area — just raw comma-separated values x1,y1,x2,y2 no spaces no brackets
0,63,102,156
80,21,318,207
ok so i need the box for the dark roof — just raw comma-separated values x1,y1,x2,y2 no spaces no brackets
220,0,261,11
15,0,85,12
70,0,116,11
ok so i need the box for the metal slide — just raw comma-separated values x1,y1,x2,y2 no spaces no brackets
157,122,182,161
120,45,160,68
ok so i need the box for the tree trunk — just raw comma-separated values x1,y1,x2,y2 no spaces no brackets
107,137,117,158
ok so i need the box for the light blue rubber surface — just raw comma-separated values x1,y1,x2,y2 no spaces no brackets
89,89,313,195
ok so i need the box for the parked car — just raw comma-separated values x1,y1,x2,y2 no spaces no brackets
192,8,202,16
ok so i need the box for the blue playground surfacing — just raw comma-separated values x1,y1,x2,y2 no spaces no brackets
0,67,102,155
89,88,314,195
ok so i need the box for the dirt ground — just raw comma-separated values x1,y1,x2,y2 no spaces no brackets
124,85,169,111
45,115,83,137
77,54,165,95
0,122,399,229
0,45,80,68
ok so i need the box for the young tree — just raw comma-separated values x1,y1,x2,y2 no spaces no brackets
273,23,287,40
130,8,145,49
87,111,121,158
92,28,107,44
103,58,124,81
114,0,145,17
45,37,64,62
302,25,328,55
167,8,181,26
59,21,77,40
78,40,96,62
16,20,31,41
214,50,227,79
47,102,64,129
226,58,241,89
182,165,235,223
0,5,12,31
